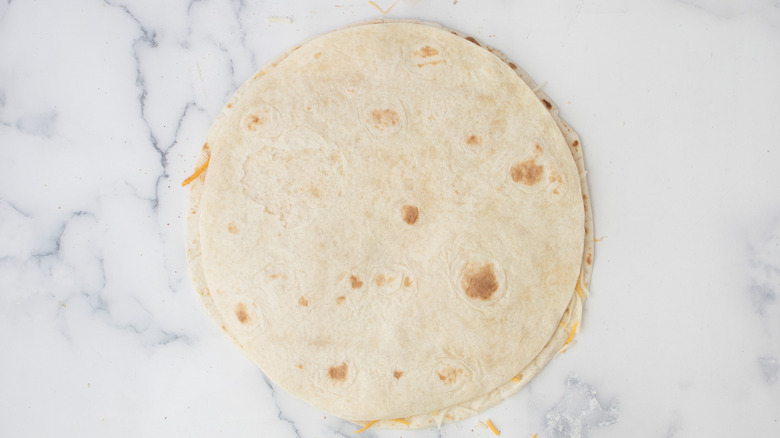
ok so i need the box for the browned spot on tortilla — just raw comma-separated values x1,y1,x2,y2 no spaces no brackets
403,277,413,288
349,275,363,289
587,253,592,265
416,60,445,67
436,366,463,384
298,296,308,307
542,99,552,110
328,363,348,381
516,373,523,380
548,171,563,184
511,159,544,186
554,187,560,194
268,273,288,280
296,364,303,369
401,204,419,225
227,222,239,234
461,262,498,300
336,295,346,304
314,51,322,59
466,134,482,146
226,102,233,108
221,325,226,331
415,46,439,57
310,186,321,198
583,193,588,200
394,370,404,379
465,36,479,46
508,62,518,70
234,303,249,323
535,144,543,155
371,109,399,130
245,114,264,131
572,140,579,147
375,274,394,286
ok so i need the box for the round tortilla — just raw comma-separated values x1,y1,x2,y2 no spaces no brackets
185,20,594,428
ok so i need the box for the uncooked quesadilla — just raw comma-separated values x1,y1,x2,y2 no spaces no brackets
184,20,594,429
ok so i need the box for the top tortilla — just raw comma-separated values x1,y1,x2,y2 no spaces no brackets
185,20,594,427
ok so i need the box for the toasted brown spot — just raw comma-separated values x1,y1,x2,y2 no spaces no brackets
548,171,563,184
436,366,463,384
314,51,322,59
403,276,413,288
587,254,592,265
394,370,404,379
516,373,523,380
246,114,263,130
227,222,239,234
572,140,579,147
535,144,543,155
349,275,364,289
511,159,544,186
401,204,419,225
542,99,552,110
298,296,308,307
336,295,346,304
466,134,482,146
296,364,303,369
328,363,348,381
234,303,249,323
415,45,439,57
226,102,233,108
461,262,498,300
371,109,400,130
374,274,394,286
465,36,479,45
416,60,445,67
508,62,517,70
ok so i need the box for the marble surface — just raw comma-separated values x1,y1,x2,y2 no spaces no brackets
1,0,779,436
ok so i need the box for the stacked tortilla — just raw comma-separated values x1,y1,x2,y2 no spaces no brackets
185,20,594,429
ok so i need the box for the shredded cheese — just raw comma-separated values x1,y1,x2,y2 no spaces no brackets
564,321,578,346
486,419,500,435
575,273,585,299
368,0,399,14
181,157,210,187
391,418,410,425
353,420,378,433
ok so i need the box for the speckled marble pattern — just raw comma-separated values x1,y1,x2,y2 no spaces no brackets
1,0,779,436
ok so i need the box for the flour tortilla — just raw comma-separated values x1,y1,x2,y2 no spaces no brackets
185,20,594,428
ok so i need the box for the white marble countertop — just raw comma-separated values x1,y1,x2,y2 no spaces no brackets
2,0,779,436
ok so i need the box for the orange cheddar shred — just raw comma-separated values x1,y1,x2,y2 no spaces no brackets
181,156,210,187
354,420,378,433
486,419,500,435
